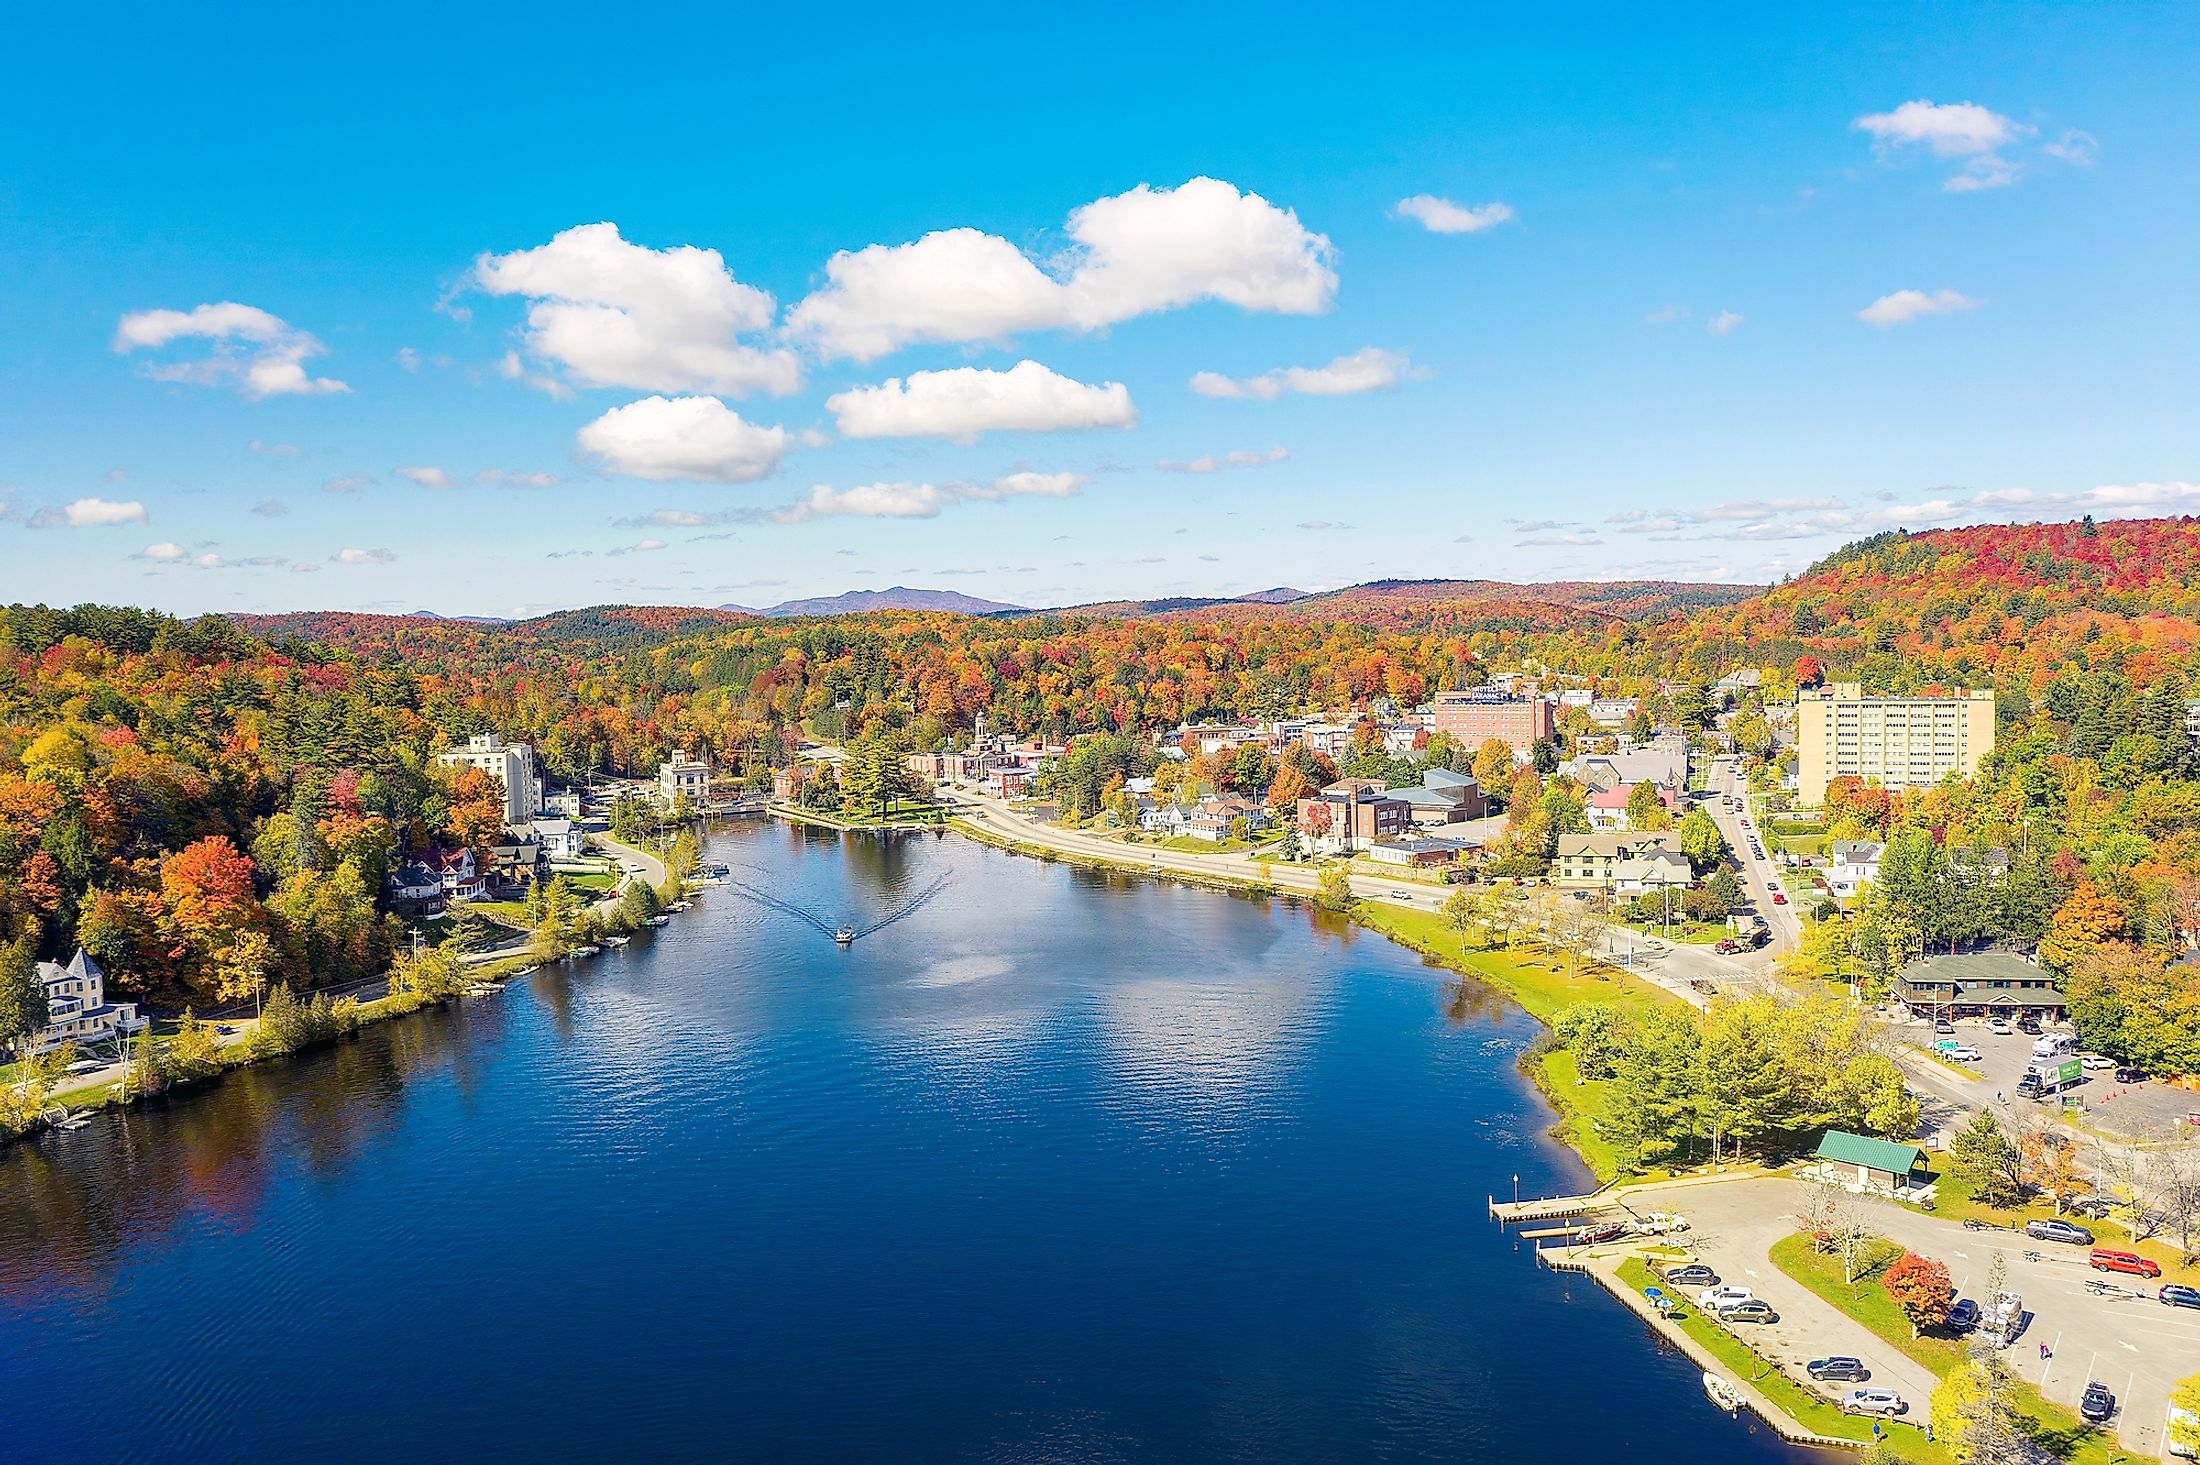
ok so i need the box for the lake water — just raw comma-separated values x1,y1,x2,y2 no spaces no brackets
1,822,1812,1462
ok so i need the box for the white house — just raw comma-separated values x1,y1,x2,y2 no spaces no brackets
32,950,145,1054
531,818,586,861
1827,840,1884,900
436,734,542,826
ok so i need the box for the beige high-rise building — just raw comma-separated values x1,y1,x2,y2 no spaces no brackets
1794,684,1995,805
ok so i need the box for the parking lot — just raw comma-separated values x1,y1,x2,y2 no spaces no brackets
1606,1173,2200,1458
1894,1016,2200,1141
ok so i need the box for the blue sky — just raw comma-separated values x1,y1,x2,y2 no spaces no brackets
3,4,2195,616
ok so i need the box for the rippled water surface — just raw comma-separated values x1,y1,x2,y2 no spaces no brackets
1,824,1810,1462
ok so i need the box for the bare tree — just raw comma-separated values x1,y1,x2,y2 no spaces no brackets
2143,1132,2200,1263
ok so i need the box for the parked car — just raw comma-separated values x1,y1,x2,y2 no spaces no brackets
1664,1264,1718,1287
1947,1045,1983,1062
2089,1248,2161,1278
1721,1299,1779,1325
2017,1016,2042,1034
1841,1389,1907,1416
2114,1066,2146,1084
1808,1357,1870,1382
1944,1297,1981,1332
2160,1284,2200,1310
2025,1218,2095,1245
1987,1019,2013,1035
2080,1054,2114,1071
2079,1382,2115,1424
1934,1020,1957,1036
1699,1285,1754,1311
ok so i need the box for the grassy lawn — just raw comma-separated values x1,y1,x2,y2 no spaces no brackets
1352,902,1677,1025
1895,1171,2198,1282
1613,1256,1942,1458
1769,1232,2126,1465
1538,1047,1626,1181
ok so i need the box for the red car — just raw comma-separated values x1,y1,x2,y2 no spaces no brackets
1772,893,1788,905
2089,1248,2161,1278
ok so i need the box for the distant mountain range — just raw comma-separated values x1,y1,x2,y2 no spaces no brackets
716,586,1029,617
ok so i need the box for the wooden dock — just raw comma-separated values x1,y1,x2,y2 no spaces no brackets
1488,1190,1618,1224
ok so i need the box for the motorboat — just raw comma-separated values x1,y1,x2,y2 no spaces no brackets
648,915,671,927
834,925,856,945
1702,1373,1740,1413
604,934,631,947
571,944,602,958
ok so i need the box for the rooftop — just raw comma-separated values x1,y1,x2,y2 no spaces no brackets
1814,1129,1926,1175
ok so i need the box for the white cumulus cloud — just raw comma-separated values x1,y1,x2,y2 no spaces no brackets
1706,310,1745,337
827,360,1135,441
30,497,148,529
1189,347,1410,400
576,395,793,483
476,468,559,487
769,471,1087,523
1854,99,2034,192
473,222,802,396
113,302,349,398
785,177,1336,361
395,465,457,489
333,547,394,565
1392,195,1515,234
136,542,189,561
1858,289,1982,328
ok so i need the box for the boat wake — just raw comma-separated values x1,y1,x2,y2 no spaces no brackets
720,873,950,945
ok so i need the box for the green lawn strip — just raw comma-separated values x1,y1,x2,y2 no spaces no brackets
1612,1257,1937,1458
1351,902,1676,1024
1768,1232,2125,1465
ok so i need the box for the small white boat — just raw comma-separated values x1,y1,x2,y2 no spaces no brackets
670,901,692,912
1702,1372,1741,1413
834,925,856,945
571,944,602,958
604,934,631,947
648,915,671,927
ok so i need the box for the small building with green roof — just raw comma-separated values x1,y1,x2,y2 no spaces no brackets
1812,1129,1931,1196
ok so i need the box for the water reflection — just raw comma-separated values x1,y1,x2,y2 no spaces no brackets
0,820,1812,1465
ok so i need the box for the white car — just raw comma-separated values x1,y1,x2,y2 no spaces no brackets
1947,1045,1983,1062
2080,1054,2114,1070
1842,1389,1908,1416
1699,1285,1754,1311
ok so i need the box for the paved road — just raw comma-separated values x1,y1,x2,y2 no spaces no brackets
1705,754,1803,955
1630,1173,2200,1458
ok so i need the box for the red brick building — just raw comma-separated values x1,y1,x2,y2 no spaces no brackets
1430,692,1554,755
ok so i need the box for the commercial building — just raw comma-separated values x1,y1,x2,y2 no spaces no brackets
1892,950,2063,1020
1793,684,1995,806
1429,691,1554,756
1297,780,1410,854
435,734,542,826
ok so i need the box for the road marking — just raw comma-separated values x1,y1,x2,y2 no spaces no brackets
2118,1340,2137,1352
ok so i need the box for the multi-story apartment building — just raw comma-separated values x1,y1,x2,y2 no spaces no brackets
1793,684,1995,805
435,733,542,826
657,751,711,808
1429,691,1555,756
